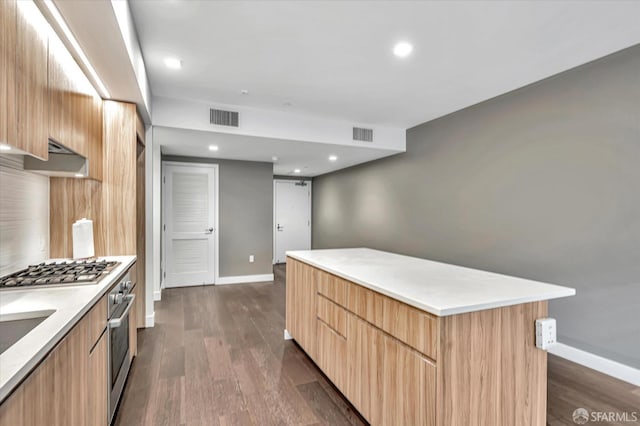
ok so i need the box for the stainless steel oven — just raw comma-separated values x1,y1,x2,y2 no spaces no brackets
107,271,135,424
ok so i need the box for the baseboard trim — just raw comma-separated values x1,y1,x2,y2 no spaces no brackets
216,273,274,285
153,290,162,301
145,312,155,328
549,342,640,386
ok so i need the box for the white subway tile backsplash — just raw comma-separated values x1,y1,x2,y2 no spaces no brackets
0,155,49,276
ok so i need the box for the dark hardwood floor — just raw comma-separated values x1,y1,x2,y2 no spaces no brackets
114,264,639,426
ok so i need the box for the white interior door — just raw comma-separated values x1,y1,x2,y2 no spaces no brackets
163,163,218,287
274,180,311,264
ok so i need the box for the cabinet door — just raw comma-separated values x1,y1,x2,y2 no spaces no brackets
379,332,436,426
48,33,72,151
316,319,347,390
285,258,317,360
48,31,103,180
88,331,108,426
0,0,16,148
0,315,89,426
346,313,382,422
347,314,436,426
15,0,48,160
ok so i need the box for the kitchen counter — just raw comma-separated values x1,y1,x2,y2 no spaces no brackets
285,249,576,424
0,256,136,402
286,248,575,316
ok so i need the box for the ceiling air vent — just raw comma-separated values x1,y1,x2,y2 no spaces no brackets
210,108,239,127
353,127,373,142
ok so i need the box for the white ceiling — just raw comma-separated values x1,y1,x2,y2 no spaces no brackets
129,0,640,129
156,126,401,177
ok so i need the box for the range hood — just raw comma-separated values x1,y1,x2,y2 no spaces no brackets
23,140,89,177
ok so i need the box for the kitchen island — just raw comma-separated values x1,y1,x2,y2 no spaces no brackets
285,248,575,426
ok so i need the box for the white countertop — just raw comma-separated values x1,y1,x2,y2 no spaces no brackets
0,256,136,402
286,248,575,317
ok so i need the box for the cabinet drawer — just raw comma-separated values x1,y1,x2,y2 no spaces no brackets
88,294,107,347
317,294,347,337
346,281,438,360
317,269,347,307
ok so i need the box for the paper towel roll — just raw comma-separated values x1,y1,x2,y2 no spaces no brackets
72,218,95,259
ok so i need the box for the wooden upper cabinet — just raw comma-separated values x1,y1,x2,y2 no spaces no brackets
0,0,17,148
15,0,49,160
48,31,103,180
0,0,103,176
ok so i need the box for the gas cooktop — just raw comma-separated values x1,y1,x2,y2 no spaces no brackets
0,260,120,290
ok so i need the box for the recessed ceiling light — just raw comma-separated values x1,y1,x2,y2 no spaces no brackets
393,42,413,58
164,57,182,69
209,145,219,151
0,144,11,151
293,169,301,174
272,156,278,161
328,155,337,161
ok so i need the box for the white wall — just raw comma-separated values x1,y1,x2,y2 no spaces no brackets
153,96,406,151
150,128,162,302
110,0,152,122
0,156,49,276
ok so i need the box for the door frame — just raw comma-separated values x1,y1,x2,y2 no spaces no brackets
273,179,312,264
161,161,220,287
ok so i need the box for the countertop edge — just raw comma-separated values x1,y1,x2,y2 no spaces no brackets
0,256,136,403
286,251,576,317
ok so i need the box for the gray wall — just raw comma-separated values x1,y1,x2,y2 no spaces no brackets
163,155,273,277
312,45,640,368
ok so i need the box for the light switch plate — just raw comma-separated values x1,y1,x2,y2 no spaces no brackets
535,318,557,350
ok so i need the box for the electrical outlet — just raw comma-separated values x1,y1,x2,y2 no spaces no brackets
535,318,557,350
249,255,254,263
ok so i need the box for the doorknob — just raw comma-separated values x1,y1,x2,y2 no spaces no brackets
276,224,284,231
205,227,214,234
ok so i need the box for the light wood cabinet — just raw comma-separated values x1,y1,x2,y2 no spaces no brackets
0,0,103,173
0,0,16,148
346,314,436,426
48,32,103,180
50,101,138,259
316,319,348,391
287,257,548,426
0,312,89,426
88,331,108,426
15,0,49,160
285,257,318,361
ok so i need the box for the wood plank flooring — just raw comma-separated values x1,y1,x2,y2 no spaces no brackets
114,264,639,426
114,265,366,426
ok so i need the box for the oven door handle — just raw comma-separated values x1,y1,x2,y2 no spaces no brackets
108,294,135,328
